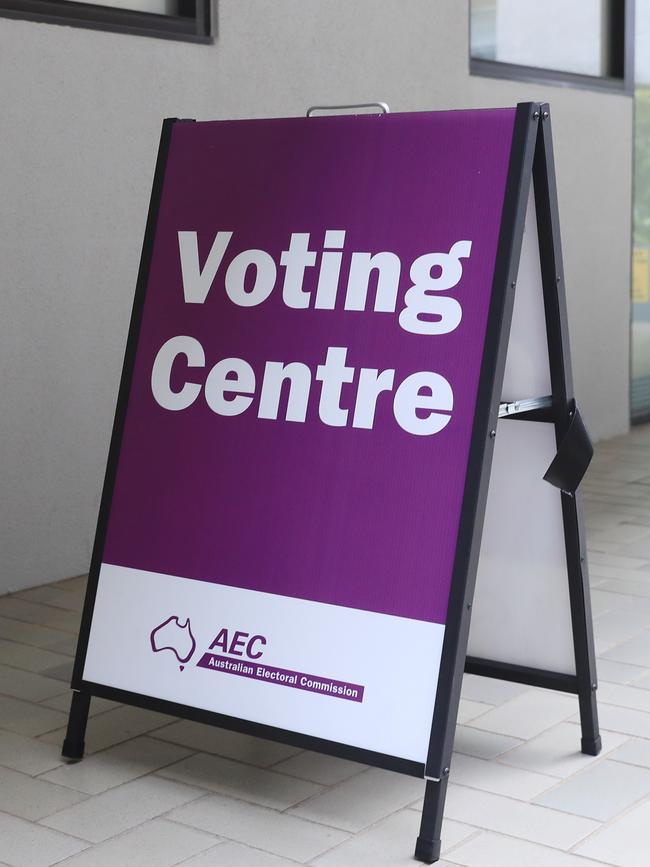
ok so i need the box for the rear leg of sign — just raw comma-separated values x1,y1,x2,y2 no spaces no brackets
535,105,601,756
565,490,601,755
62,691,91,761
415,777,448,864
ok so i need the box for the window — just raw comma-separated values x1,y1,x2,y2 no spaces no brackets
470,0,632,92
0,0,211,42
631,0,650,420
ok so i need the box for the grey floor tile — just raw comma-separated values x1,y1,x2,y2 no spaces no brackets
590,588,635,617
591,562,650,582
500,722,629,777
177,841,298,866
449,830,617,866
456,699,492,724
594,608,650,647
0,639,71,674
271,750,366,786
39,704,174,753
39,693,121,716
288,767,424,832
452,726,523,760
158,751,323,810
151,719,301,767
597,680,650,712
0,596,79,629
0,729,64,775
0,694,67,737
447,753,556,800
0,811,88,866
0,616,71,649
466,690,578,740
596,658,648,684
589,524,650,544
168,793,349,862
40,735,193,794
615,537,650,559
0,664,67,701
42,635,78,656
588,541,626,555
53,575,88,594
312,810,475,865
41,774,204,843
16,586,84,612
576,797,650,865
603,630,650,666
0,766,87,819
39,660,74,682
590,703,650,737
598,578,650,598
443,784,598,849
534,758,650,820
460,674,528,706
629,668,650,689
610,737,650,768
587,544,646,568
50,818,216,867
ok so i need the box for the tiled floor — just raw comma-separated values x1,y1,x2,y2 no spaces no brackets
4,426,650,865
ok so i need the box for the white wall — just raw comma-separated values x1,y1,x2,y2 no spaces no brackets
0,0,632,592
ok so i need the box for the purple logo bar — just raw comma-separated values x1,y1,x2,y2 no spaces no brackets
196,652,364,703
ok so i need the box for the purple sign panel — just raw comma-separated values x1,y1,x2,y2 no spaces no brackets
80,109,519,765
100,110,515,627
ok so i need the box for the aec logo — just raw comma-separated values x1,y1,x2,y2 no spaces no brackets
150,616,196,670
208,627,266,659
150,618,267,671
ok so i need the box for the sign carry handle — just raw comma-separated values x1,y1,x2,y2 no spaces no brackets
306,102,390,116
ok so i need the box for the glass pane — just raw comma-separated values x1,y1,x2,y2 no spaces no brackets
70,0,180,13
471,0,607,77
632,2,650,420
638,0,650,86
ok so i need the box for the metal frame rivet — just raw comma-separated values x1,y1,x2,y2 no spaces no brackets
489,430,496,439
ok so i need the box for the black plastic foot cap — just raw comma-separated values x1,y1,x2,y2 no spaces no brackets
414,835,441,864
62,737,85,762
581,735,602,757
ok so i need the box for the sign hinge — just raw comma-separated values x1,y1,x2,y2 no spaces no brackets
498,395,553,418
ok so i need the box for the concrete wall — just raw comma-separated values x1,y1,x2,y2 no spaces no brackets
0,1,632,593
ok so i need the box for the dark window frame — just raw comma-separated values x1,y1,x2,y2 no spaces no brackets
0,0,212,43
470,0,635,96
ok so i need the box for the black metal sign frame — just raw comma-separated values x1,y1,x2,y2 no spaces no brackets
62,102,599,865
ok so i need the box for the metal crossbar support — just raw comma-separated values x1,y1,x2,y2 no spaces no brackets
498,395,553,417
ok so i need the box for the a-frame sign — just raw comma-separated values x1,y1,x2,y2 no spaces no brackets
63,102,599,863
